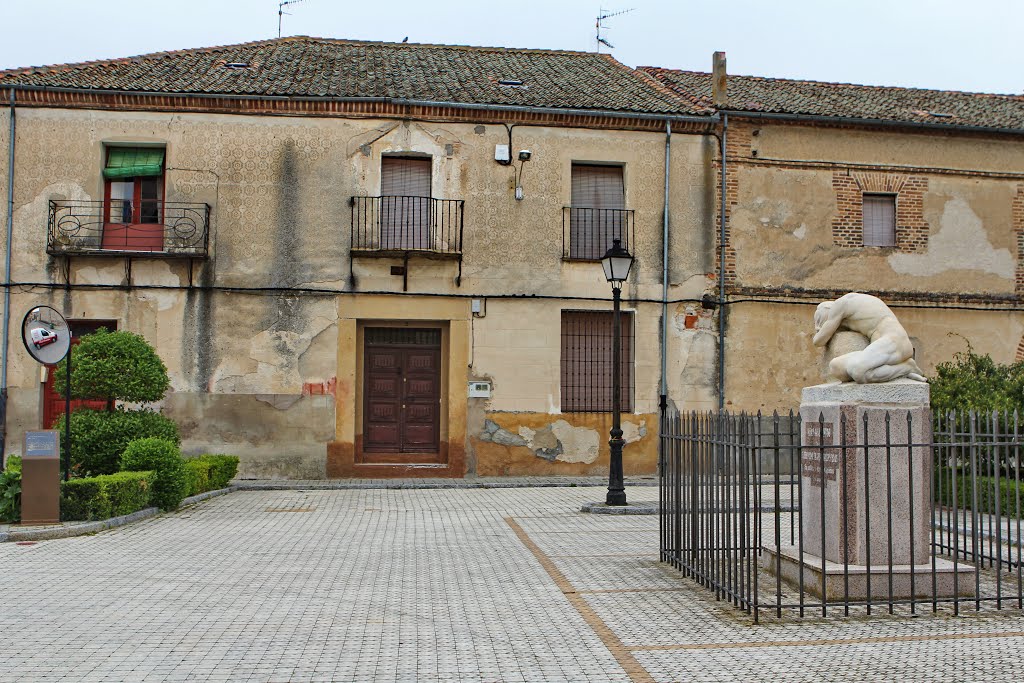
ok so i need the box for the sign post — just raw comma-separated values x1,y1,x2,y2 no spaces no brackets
20,306,72,505
20,430,60,524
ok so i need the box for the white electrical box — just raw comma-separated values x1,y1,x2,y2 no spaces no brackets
468,381,492,398
494,144,510,163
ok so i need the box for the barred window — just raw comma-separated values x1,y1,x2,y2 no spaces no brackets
862,193,896,247
560,310,634,413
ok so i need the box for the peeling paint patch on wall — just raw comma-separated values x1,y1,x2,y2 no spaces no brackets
889,197,1014,279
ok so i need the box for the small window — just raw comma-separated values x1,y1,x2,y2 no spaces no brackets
561,310,633,413
102,146,166,251
568,164,627,260
862,193,896,247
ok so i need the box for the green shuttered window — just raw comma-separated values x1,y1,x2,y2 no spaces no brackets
103,147,165,179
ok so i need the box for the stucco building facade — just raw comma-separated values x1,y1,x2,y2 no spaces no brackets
2,39,1023,478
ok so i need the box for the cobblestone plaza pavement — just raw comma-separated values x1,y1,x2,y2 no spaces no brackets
2,485,1024,682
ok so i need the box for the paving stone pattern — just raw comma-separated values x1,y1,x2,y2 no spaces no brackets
1,486,1022,682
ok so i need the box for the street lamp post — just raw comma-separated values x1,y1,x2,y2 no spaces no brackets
601,238,634,506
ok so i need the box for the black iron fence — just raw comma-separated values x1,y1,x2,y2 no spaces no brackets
562,207,635,261
659,409,1024,621
47,200,210,257
350,196,464,254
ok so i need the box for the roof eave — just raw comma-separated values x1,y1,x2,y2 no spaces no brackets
0,83,716,125
718,108,1024,137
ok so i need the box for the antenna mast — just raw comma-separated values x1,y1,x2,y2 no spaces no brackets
595,7,635,52
278,0,309,38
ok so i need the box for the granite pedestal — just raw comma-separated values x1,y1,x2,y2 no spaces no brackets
763,379,973,599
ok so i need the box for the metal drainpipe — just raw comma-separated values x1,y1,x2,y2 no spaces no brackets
2,88,15,456
659,120,671,415
718,112,727,412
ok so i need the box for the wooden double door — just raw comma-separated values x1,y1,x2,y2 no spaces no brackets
363,327,442,462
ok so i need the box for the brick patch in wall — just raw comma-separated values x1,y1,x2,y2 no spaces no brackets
1014,184,1024,294
831,171,929,253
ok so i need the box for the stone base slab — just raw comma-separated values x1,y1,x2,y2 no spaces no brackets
762,544,975,600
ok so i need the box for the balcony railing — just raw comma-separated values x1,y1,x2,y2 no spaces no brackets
350,196,464,256
562,207,635,261
47,200,210,258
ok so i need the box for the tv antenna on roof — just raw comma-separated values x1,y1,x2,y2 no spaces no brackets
595,7,635,52
278,0,310,38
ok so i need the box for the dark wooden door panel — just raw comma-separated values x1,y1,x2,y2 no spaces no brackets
363,346,403,453
363,329,442,460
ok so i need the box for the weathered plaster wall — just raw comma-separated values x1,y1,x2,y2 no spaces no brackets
724,301,1024,412
2,106,714,477
728,121,1024,295
720,120,1024,411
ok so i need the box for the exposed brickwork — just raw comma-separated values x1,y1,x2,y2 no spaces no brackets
831,171,929,252
713,120,752,288
1016,335,1024,362
1014,184,1024,294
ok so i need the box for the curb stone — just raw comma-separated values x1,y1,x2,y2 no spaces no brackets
1,485,237,543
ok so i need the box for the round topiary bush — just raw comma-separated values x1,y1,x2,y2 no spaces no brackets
54,328,170,404
120,437,188,511
55,408,180,477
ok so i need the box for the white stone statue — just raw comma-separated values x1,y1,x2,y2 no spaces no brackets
813,292,927,384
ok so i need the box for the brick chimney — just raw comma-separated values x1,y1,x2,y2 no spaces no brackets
712,51,728,108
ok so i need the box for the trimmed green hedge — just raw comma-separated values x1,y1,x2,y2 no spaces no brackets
183,459,211,497
121,438,188,511
182,455,239,496
0,455,22,523
192,455,239,490
935,469,1024,518
61,471,153,521
54,408,180,476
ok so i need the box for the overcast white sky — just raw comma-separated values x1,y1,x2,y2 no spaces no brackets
2,0,1021,94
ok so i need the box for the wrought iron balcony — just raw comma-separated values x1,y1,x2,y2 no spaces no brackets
350,196,464,256
562,207,635,261
47,200,210,258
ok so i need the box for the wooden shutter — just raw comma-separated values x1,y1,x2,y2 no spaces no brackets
380,157,432,249
382,157,431,197
862,194,896,247
571,164,624,209
560,310,633,413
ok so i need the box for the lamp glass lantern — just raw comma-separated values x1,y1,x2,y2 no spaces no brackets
601,239,634,285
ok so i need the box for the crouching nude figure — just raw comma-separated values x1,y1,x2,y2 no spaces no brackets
813,292,927,384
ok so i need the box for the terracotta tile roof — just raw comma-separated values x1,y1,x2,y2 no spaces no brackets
640,67,1024,131
0,36,699,115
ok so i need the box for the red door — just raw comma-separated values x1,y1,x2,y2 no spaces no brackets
363,328,441,462
42,320,117,428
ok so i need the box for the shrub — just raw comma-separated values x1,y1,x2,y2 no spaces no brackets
931,346,1024,476
120,438,188,511
193,454,239,490
60,471,153,521
54,408,179,476
183,458,211,497
935,469,1024,518
0,455,22,523
54,328,170,404
931,348,1024,417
